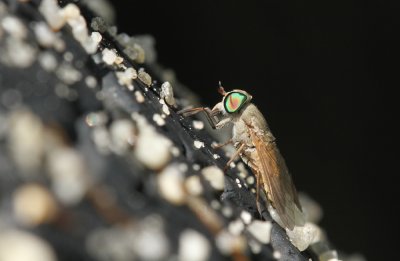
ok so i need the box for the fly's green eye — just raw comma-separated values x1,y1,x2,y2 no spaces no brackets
224,92,248,113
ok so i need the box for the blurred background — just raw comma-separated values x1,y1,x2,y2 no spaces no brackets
113,1,398,260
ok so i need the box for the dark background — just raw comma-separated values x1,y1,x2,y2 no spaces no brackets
112,1,398,260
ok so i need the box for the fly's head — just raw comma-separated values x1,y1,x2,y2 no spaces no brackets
211,86,253,120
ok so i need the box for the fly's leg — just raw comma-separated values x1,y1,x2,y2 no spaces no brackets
223,143,246,172
212,139,233,149
178,107,220,129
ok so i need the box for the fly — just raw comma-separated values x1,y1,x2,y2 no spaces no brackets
178,84,305,230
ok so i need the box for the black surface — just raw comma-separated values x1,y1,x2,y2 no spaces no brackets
113,1,399,260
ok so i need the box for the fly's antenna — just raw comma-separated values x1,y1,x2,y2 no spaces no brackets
218,81,226,96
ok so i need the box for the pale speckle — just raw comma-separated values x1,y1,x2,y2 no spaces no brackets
228,219,244,236
38,52,57,72
33,22,56,48
178,163,188,173
91,31,102,43
160,81,176,106
162,104,170,115
185,175,203,196
170,146,180,157
133,216,170,261
229,162,236,168
63,52,73,62
157,165,186,205
246,176,255,185
85,112,108,127
138,68,152,86
201,166,224,191
213,154,220,159
133,113,172,170
246,220,272,244
210,200,221,210
2,15,27,39
192,120,204,130
248,239,262,254
240,211,252,225
0,230,56,261
102,48,117,65
13,183,58,227
153,113,165,126
47,148,89,205
238,172,247,179
85,75,97,88
273,250,282,260
178,229,210,261
193,140,204,149
286,222,320,251
221,206,233,218
135,91,145,103
109,119,136,154
192,164,201,171
215,230,246,255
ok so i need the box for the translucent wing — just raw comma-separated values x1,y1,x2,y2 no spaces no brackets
248,127,303,230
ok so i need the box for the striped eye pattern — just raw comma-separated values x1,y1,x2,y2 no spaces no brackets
224,92,248,113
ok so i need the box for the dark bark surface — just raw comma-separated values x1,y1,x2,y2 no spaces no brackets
0,1,348,260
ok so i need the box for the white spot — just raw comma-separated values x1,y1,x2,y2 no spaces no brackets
13,184,58,227
109,119,136,154
178,163,188,172
38,52,57,72
85,76,97,88
228,219,244,236
192,120,204,130
210,200,221,210
160,81,176,106
229,161,236,168
162,104,170,115
178,229,210,261
153,113,165,126
102,48,117,65
215,230,246,255
286,222,320,251
213,154,220,159
221,206,233,218
192,164,201,171
201,166,224,191
39,0,65,30
240,211,252,225
91,31,102,43
133,216,170,261
273,250,282,259
33,22,55,48
138,68,152,86
135,91,145,103
0,230,56,261
246,175,255,185
185,175,203,196
246,220,272,244
193,140,204,149
170,146,180,157
133,114,172,170
248,239,262,254
158,165,186,205
2,16,27,39
47,148,89,205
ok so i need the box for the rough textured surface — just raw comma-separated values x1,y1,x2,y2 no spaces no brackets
0,1,353,260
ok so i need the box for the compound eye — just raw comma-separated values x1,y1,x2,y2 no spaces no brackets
224,92,248,113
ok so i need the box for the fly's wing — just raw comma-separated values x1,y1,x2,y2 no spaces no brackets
248,127,303,230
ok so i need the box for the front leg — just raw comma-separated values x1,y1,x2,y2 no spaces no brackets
212,139,233,149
